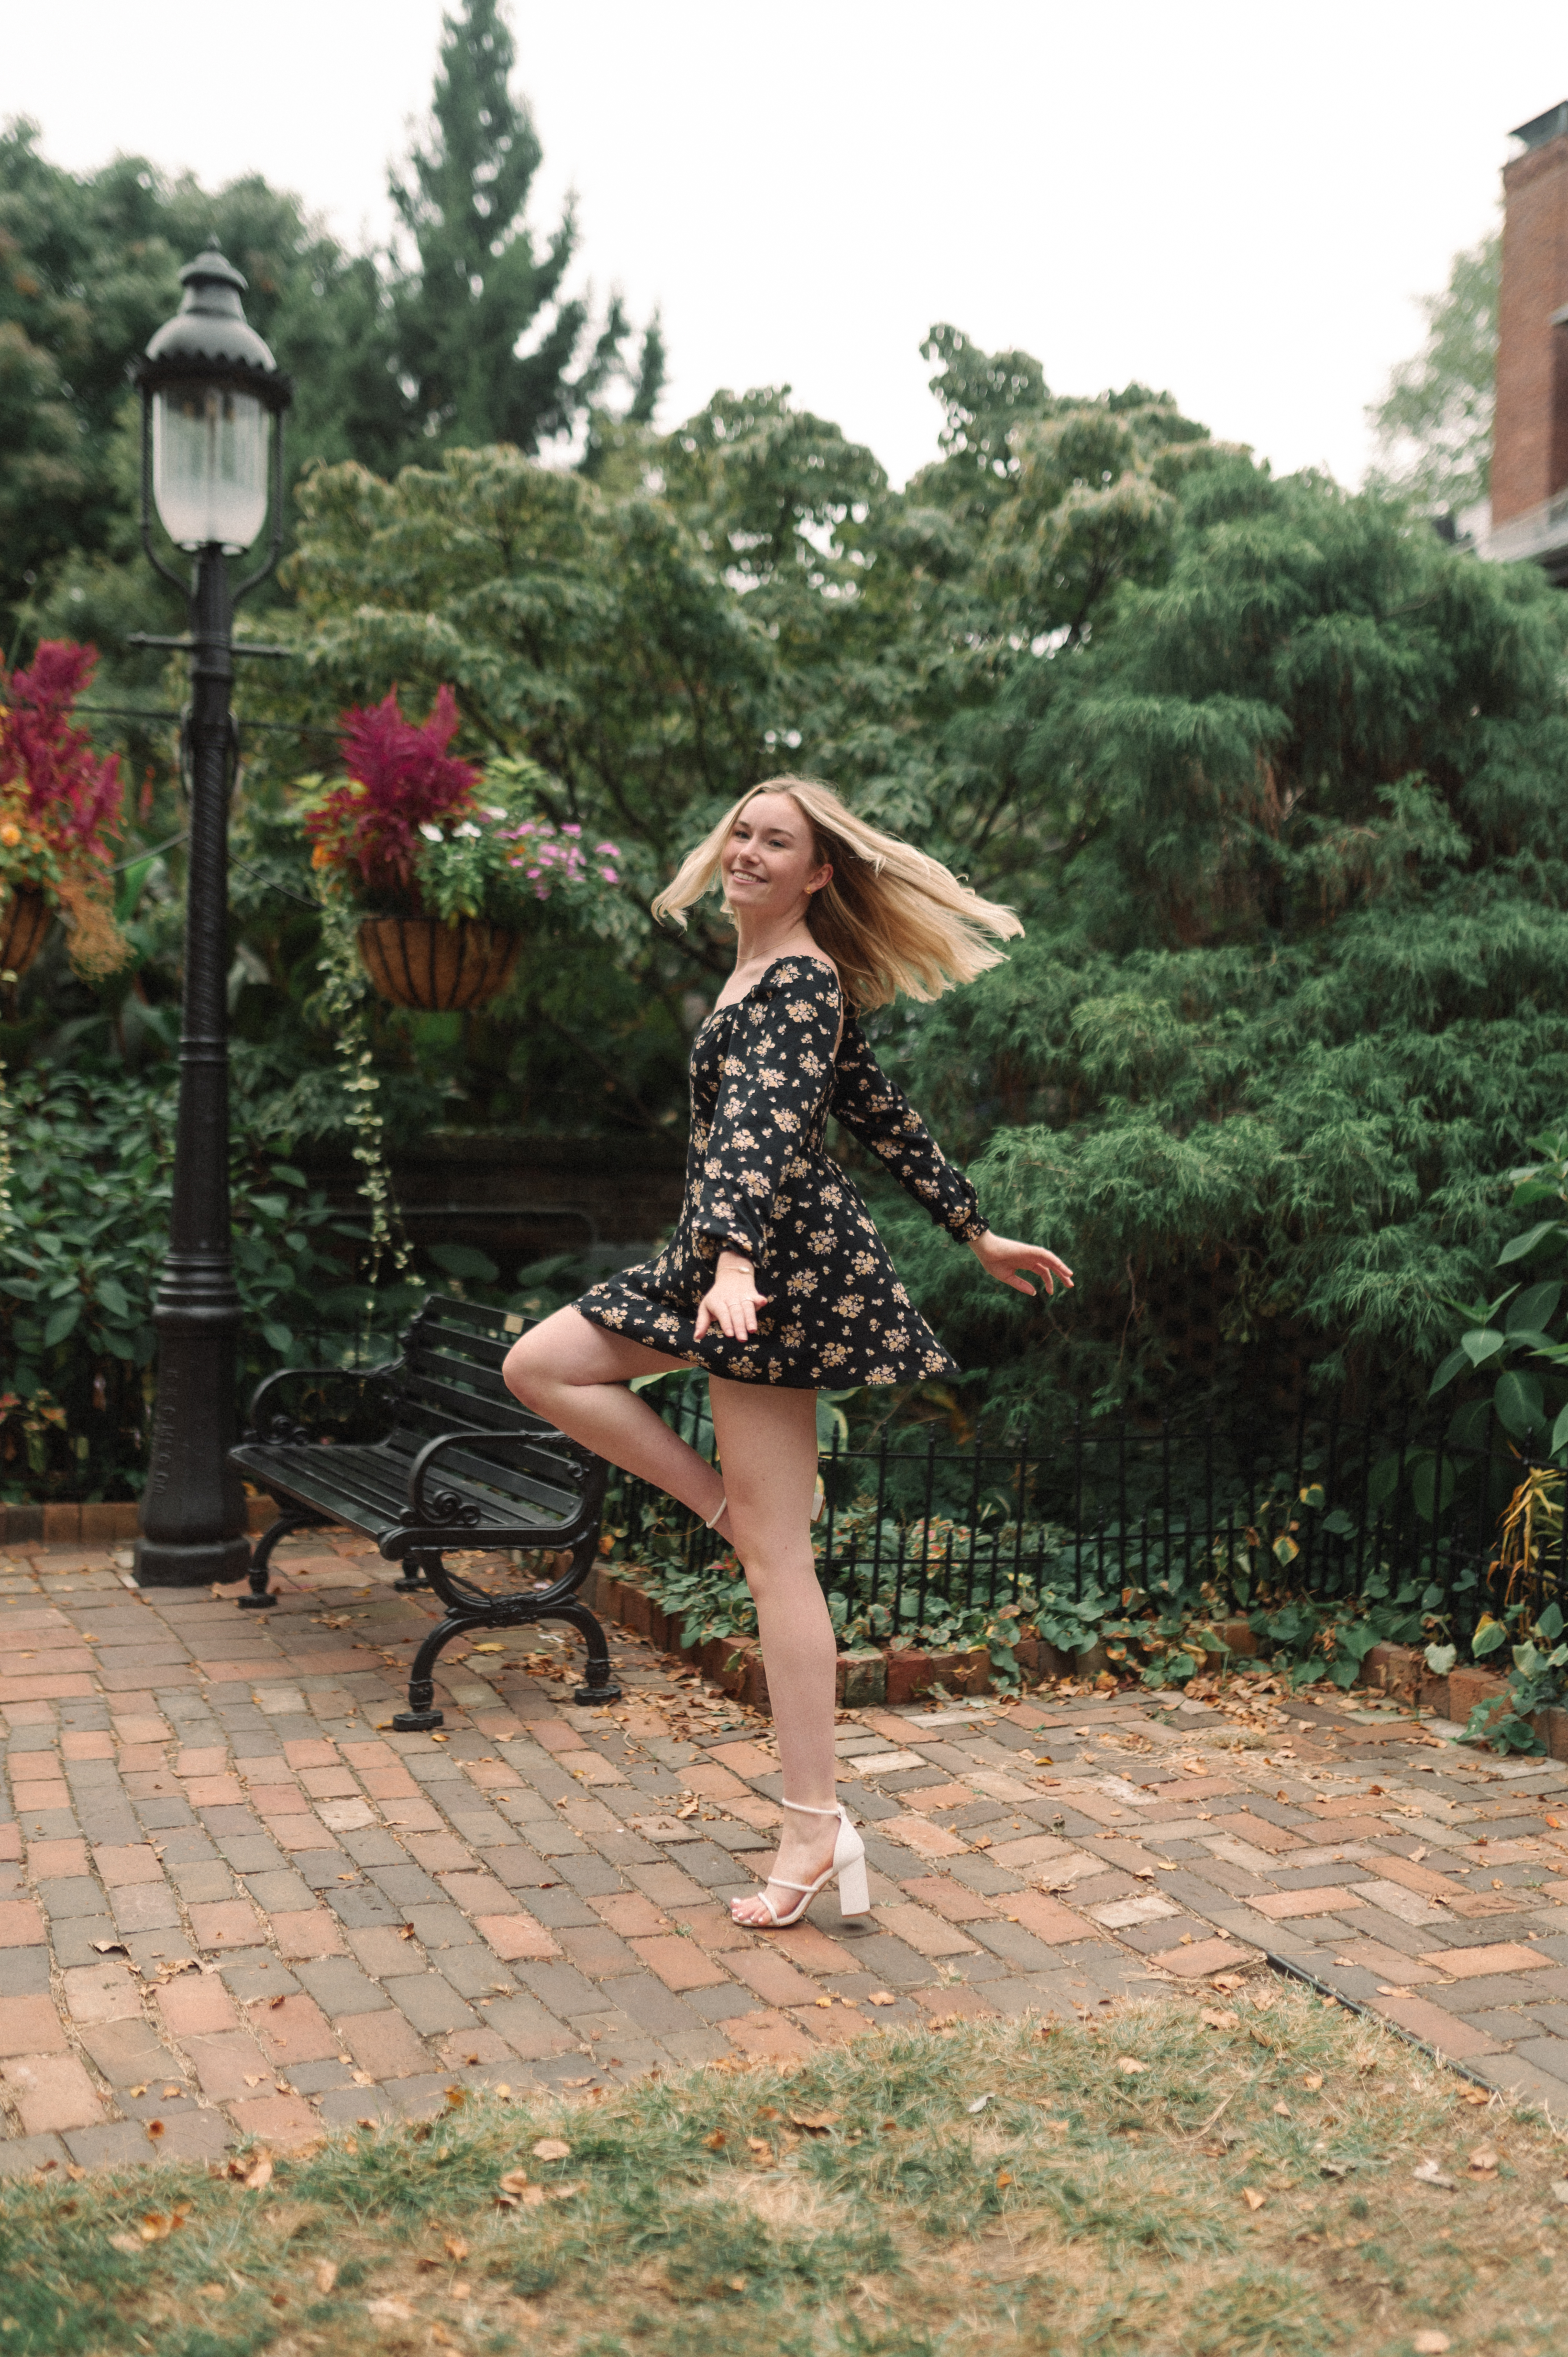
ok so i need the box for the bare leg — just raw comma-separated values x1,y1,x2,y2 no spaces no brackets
708,1378,841,1928
504,1309,728,1529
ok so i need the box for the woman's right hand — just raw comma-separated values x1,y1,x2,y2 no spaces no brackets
695,1249,769,1341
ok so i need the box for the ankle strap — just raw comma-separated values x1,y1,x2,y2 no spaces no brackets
781,1798,842,1818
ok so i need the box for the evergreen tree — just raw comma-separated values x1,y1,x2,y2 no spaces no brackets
388,0,660,454
893,449,1568,1414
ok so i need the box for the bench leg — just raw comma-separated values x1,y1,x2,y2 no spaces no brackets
550,1599,623,1706
389,1593,622,1730
391,1558,428,1593
238,1506,324,1609
391,1606,469,1732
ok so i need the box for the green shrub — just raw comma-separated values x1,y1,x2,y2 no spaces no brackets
0,1062,366,1501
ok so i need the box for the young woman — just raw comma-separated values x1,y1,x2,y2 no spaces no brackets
504,780,1072,1930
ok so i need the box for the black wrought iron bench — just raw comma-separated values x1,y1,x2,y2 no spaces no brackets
229,1293,618,1730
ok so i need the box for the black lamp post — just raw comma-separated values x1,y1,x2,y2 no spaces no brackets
131,252,293,1588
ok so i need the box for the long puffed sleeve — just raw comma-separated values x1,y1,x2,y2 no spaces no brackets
829,1014,988,1241
689,959,842,1262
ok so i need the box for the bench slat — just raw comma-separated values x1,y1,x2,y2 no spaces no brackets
394,1375,523,1435
235,1442,582,1539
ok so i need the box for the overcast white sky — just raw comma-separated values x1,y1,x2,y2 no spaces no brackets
6,1,1565,488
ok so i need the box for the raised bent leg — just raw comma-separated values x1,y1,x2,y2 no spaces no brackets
708,1378,842,1927
503,1308,728,1530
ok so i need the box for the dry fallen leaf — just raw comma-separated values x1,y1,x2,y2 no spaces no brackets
1242,2189,1266,2211
867,1991,896,2007
1303,2072,1324,2091
1412,2334,1451,2354
1117,2057,1147,2076
1468,2147,1498,2174
444,2234,469,2262
366,2298,413,2321
315,2261,337,2294
703,2131,726,2150
1461,2088,1492,2107
242,2151,273,2192
1201,2008,1239,2031
790,2110,838,2133
136,2205,190,2243
531,2137,571,2162
1412,2158,1457,2190
109,2233,143,2256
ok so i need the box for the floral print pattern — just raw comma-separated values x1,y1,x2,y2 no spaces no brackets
578,956,987,1387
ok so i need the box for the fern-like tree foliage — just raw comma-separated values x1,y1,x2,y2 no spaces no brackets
892,445,1568,1416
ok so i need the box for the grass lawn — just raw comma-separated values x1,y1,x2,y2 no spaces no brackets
3,1978,1567,2357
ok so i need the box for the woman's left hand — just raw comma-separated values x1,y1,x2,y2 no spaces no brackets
970,1230,1074,1297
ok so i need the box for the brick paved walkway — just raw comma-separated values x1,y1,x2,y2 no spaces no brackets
2,1533,1566,2174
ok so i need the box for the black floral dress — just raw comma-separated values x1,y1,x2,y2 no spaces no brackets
577,955,988,1387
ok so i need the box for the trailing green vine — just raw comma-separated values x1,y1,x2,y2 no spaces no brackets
0,1050,14,1239
312,897,411,1299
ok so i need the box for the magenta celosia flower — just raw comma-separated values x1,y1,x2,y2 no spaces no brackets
1,640,122,864
308,685,477,892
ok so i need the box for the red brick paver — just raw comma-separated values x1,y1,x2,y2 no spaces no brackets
0,1531,1564,2176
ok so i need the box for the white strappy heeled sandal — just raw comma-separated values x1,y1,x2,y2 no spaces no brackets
731,1797,870,1928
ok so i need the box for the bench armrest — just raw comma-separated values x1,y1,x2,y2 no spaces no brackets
244,1361,400,1446
405,1423,608,1545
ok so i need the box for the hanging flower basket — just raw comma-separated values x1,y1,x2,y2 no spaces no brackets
0,887,51,979
357,915,522,1011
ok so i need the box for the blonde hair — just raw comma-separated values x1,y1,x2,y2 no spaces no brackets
650,776,1022,1009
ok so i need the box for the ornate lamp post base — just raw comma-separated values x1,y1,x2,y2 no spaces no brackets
135,1537,255,1588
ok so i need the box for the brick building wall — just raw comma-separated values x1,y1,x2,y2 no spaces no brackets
1493,115,1568,525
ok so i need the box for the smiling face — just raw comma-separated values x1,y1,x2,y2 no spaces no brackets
720,791,833,923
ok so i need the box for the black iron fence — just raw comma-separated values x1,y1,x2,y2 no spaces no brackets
610,1386,1566,1645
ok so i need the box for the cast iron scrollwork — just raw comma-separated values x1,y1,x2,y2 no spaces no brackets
419,1488,484,1530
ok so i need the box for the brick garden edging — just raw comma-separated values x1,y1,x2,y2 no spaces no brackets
0,1499,275,1546
588,1576,1568,1757
1364,1642,1568,1760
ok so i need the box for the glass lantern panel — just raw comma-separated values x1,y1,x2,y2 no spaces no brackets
151,384,269,552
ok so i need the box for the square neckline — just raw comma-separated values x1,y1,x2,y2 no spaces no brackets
700,953,842,1033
